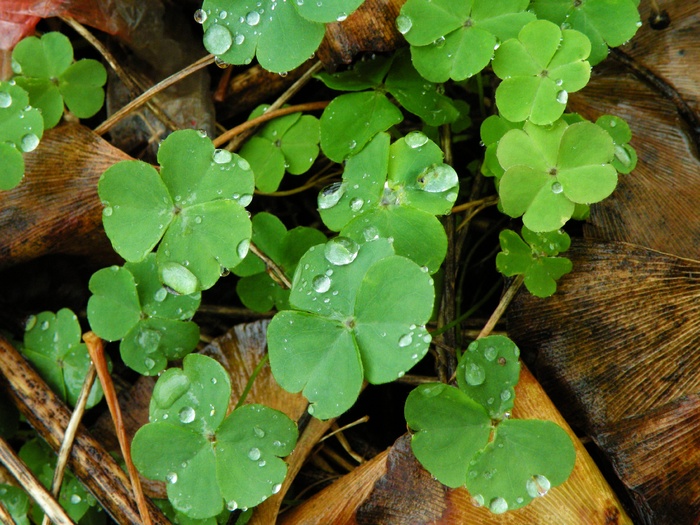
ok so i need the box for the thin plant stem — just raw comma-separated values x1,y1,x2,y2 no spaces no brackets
249,242,292,289
41,364,97,525
451,195,498,215
477,275,524,340
319,417,370,443
83,332,153,525
95,54,216,135
256,172,337,197
235,354,270,409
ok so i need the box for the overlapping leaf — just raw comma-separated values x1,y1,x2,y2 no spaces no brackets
0,485,30,525
267,238,434,419
98,129,254,293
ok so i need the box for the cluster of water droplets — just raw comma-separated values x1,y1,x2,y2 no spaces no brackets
0,86,41,152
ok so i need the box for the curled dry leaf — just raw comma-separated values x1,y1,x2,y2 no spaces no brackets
0,123,131,270
279,364,631,524
508,241,700,524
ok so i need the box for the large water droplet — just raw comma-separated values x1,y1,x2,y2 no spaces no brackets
160,262,199,295
138,328,161,352
272,483,282,494
193,8,207,23
248,447,261,460
483,346,497,361
40,320,49,331
318,182,345,209
551,181,563,194
166,472,178,484
178,406,196,424
398,333,413,347
500,389,512,401
614,145,631,166
237,239,250,259
235,34,245,45
526,474,551,497
489,497,508,514
70,494,82,504
465,363,486,386
253,426,265,438
20,133,39,152
312,274,331,293
227,500,238,511
405,131,428,148
246,10,261,25
416,164,458,192
396,14,413,34
213,148,232,164
203,24,233,55
154,287,168,302
324,237,359,266
144,357,156,370
350,197,364,211
433,36,446,48
153,372,190,408
472,494,485,507
556,90,568,104
0,92,12,108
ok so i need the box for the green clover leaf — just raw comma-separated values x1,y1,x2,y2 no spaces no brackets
233,212,326,312
492,19,591,125
465,419,576,513
480,114,523,181
0,81,44,190
22,309,104,408
0,485,30,525
12,32,107,128
405,383,492,488
98,129,254,293
456,336,521,419
267,238,434,419
595,115,637,174
318,132,457,272
132,354,298,519
87,255,201,375
531,0,641,65
496,229,572,297
496,118,616,231
399,0,535,82
239,106,320,192
320,91,403,162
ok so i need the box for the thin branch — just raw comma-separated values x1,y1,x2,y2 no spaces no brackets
95,54,215,135
451,195,498,214
83,333,153,525
249,242,292,289
212,101,330,149
476,275,524,340
41,365,97,525
394,374,440,386
319,417,370,443
0,437,74,525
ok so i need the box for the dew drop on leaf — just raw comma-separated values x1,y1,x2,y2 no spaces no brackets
154,287,168,302
40,321,49,331
238,157,251,170
526,474,551,497
363,226,380,242
253,426,265,438
551,181,563,194
235,34,245,45
70,494,81,504
248,447,261,460
484,346,497,361
556,90,568,104
312,274,331,293
489,497,508,514
227,500,238,511
324,237,359,266
472,494,485,507
213,149,232,164
420,384,445,398
0,92,11,108
336,12,347,21
238,194,253,206
416,164,458,193
203,24,233,55
272,483,282,494
350,197,364,211
465,363,486,386
396,14,412,34
398,333,413,347
153,373,190,408
237,239,251,259
405,131,428,149
614,145,631,166
178,406,196,424
138,329,161,352
166,472,178,484
160,262,199,295
193,8,207,23
24,315,37,331
500,389,512,401
144,357,156,370
245,10,261,25
20,133,39,152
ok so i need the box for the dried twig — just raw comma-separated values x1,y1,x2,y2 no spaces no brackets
476,275,524,340
249,242,292,289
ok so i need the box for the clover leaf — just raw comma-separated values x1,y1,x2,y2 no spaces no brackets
595,115,637,174
318,132,458,273
21,309,104,408
492,20,591,125
233,212,326,312
456,336,521,419
12,32,107,128
239,106,320,192
399,0,535,82
132,354,298,519
199,0,324,73
87,255,201,375
496,229,572,297
496,118,616,231
98,129,254,293
465,419,575,513
531,0,641,65
480,114,523,181
19,438,99,523
320,91,403,162
267,237,434,419
0,81,44,190
0,485,30,525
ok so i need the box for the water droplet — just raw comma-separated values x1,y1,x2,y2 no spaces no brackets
213,148,232,164
154,287,168,302
405,131,429,148
70,494,81,504
219,10,228,19
308,405,315,415
194,9,207,23
416,164,458,192
420,384,445,397
227,500,238,511
179,406,196,423
160,262,199,295
363,226,379,242
312,274,331,293
11,59,21,74
489,497,508,514
25,315,37,331
40,320,49,331
272,483,282,494
273,440,283,447
138,328,161,352
324,237,359,265
484,346,497,361
614,145,631,166
609,119,617,128
166,472,178,484
422,333,432,343
350,197,364,211
472,494,485,507
434,36,446,48
246,10,261,25
153,373,190,408
254,426,265,438
526,474,551,497
556,90,568,104
20,133,39,152
203,24,233,55
248,447,261,460
336,12,347,21
500,389,512,401
551,181,563,194
398,333,413,347
237,239,251,259
144,357,156,370
465,363,486,386
318,182,345,209
239,194,253,206
348,139,357,150
0,92,11,108
235,34,245,45
396,14,412,34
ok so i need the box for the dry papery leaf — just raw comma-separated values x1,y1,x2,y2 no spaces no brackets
0,123,129,270
507,241,700,524
279,364,631,525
